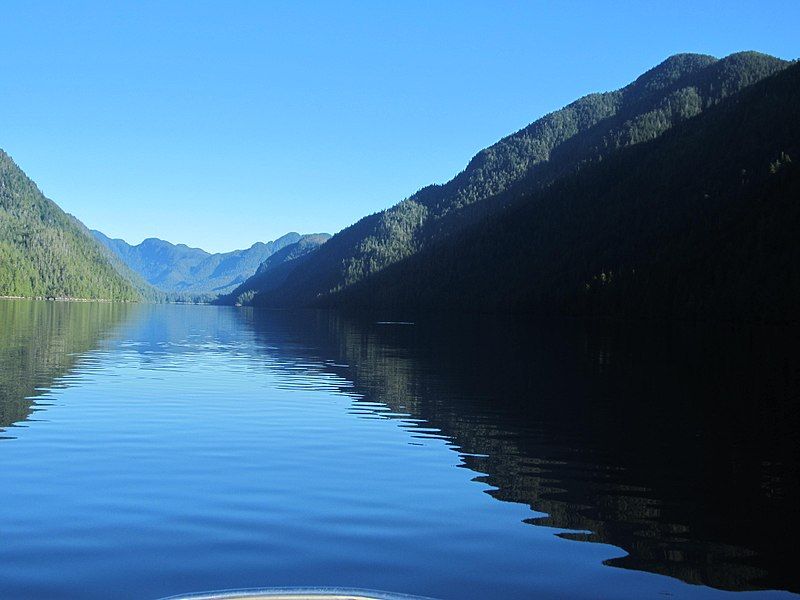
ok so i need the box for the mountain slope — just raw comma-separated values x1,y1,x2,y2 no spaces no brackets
0,151,140,301
93,231,313,295
330,61,800,320
221,233,331,305
235,51,788,307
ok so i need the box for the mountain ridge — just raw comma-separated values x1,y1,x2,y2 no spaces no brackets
227,51,790,310
220,233,332,305
0,150,141,301
326,60,800,320
92,230,325,296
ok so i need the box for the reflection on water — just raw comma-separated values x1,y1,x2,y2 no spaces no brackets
0,300,797,599
0,299,133,433
237,310,800,593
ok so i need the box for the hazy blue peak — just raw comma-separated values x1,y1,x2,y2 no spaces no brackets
274,232,301,242
270,231,302,250
138,237,206,252
92,229,327,295
223,233,332,304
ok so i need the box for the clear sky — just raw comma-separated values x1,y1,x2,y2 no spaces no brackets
1,1,797,252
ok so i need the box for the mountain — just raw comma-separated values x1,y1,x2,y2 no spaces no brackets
228,51,790,311
221,233,331,305
330,60,800,320
92,231,323,296
0,150,140,301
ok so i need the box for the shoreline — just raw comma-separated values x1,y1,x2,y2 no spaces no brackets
0,296,213,306
0,295,132,303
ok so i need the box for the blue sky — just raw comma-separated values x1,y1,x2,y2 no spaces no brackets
1,1,797,252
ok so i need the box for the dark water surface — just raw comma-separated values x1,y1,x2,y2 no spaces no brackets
0,299,797,599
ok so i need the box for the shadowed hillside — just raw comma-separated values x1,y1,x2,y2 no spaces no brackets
230,52,790,318
333,60,800,321
236,309,800,592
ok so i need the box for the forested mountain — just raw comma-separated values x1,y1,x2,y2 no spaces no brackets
93,230,323,296
0,151,140,301
221,233,331,305
230,51,790,311
329,60,800,320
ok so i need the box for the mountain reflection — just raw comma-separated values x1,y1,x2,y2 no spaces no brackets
1,301,797,594
237,309,800,593
0,300,134,434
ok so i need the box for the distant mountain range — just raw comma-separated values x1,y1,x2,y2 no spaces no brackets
0,147,327,302
224,51,799,321
222,233,333,305
2,50,798,320
92,231,329,298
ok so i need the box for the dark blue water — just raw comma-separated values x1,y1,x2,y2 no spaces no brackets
0,300,797,599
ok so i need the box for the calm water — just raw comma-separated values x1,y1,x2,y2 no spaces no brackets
0,300,797,600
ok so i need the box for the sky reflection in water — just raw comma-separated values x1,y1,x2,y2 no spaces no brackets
0,300,797,600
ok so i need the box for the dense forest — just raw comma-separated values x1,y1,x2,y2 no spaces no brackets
330,61,800,320
3,51,796,319
229,51,792,317
0,151,141,301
